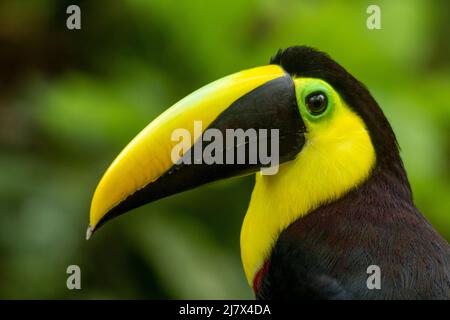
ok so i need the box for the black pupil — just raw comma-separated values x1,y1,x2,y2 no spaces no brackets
306,92,327,115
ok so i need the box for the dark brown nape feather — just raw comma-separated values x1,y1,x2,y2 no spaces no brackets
271,46,411,201
257,46,450,299
259,165,450,299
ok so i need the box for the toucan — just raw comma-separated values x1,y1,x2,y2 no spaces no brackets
87,46,450,299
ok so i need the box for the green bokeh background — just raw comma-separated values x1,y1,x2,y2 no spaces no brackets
0,0,449,299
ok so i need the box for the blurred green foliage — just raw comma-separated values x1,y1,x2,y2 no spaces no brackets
0,0,448,299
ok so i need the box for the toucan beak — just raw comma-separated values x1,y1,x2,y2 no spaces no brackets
88,65,305,238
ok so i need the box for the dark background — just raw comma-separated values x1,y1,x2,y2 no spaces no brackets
0,0,449,299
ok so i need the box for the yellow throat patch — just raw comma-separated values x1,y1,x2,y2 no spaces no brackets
240,77,376,286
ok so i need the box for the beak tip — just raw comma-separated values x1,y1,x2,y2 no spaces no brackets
86,225,94,241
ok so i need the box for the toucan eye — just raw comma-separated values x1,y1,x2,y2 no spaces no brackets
305,91,328,115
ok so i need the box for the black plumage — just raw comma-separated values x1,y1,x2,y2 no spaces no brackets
255,46,450,299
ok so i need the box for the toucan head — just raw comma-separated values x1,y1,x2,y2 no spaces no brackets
88,46,409,290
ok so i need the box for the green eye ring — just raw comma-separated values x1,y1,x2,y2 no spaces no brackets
297,80,334,121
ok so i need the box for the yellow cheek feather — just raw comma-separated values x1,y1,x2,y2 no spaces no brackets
240,78,376,286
